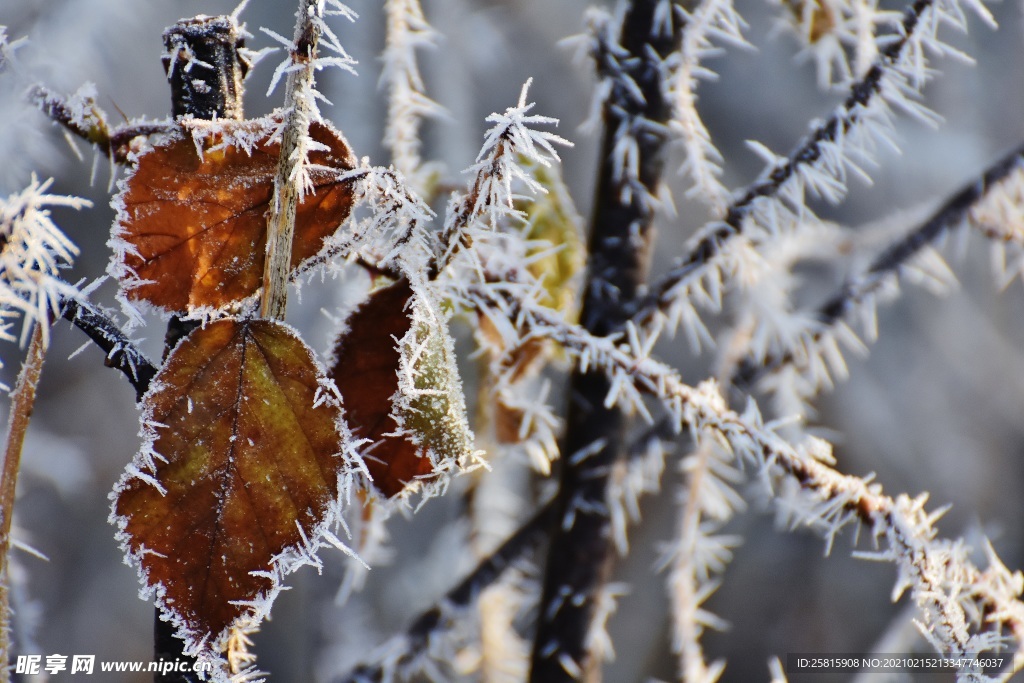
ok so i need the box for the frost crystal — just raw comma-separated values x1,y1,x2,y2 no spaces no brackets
0,176,86,346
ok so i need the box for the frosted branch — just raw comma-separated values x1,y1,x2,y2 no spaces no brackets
382,0,441,188
0,323,46,681
470,284,1024,677
60,297,158,402
336,500,557,683
29,85,174,165
261,0,357,320
736,141,1024,399
432,80,570,277
532,3,686,678
667,0,749,213
637,0,994,337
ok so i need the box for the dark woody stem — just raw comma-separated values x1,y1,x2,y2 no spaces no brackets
530,2,683,681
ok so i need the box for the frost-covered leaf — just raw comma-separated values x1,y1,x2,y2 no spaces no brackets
110,117,356,313
112,318,349,646
331,279,478,498
393,288,479,485
517,158,585,317
331,280,424,497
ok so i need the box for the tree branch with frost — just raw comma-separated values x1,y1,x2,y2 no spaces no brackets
0,179,86,681
664,436,743,683
482,290,1024,679
431,79,570,279
382,0,441,188
324,162,435,277
634,0,995,335
29,85,174,165
665,142,1024,683
530,2,683,679
336,499,558,683
330,416,669,682
666,0,749,213
0,324,45,683
59,298,157,402
260,0,357,320
734,140,1024,397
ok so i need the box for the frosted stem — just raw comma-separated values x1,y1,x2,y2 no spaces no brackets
337,499,557,682
383,0,434,185
29,86,173,165
531,2,683,680
261,0,321,321
635,0,943,329
670,440,717,683
735,140,1024,389
0,323,46,680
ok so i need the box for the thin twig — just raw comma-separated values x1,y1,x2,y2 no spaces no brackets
335,498,557,683
29,85,173,164
734,140,1024,389
383,0,436,186
633,0,943,329
0,323,46,680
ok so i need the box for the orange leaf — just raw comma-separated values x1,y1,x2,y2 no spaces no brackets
330,279,433,497
112,318,349,645
111,118,356,313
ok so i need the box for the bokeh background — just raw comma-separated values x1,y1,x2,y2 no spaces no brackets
2,0,1024,681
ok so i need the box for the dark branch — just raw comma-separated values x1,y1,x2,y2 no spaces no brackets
632,0,940,329
29,85,173,164
162,15,247,122
60,297,157,402
530,3,683,682
335,499,558,683
734,140,1024,389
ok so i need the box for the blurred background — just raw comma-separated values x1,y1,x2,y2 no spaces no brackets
1,0,1024,681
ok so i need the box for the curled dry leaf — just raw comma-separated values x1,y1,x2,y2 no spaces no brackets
111,118,356,313
331,279,426,497
112,318,348,645
331,279,478,498
393,291,479,481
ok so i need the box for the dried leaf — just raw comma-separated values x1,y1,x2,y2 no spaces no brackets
517,158,584,318
111,118,356,313
331,279,478,498
112,318,348,645
781,0,837,43
330,280,426,497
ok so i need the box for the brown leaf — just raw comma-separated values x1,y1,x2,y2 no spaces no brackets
113,318,347,644
112,118,356,313
330,279,479,498
329,279,431,497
